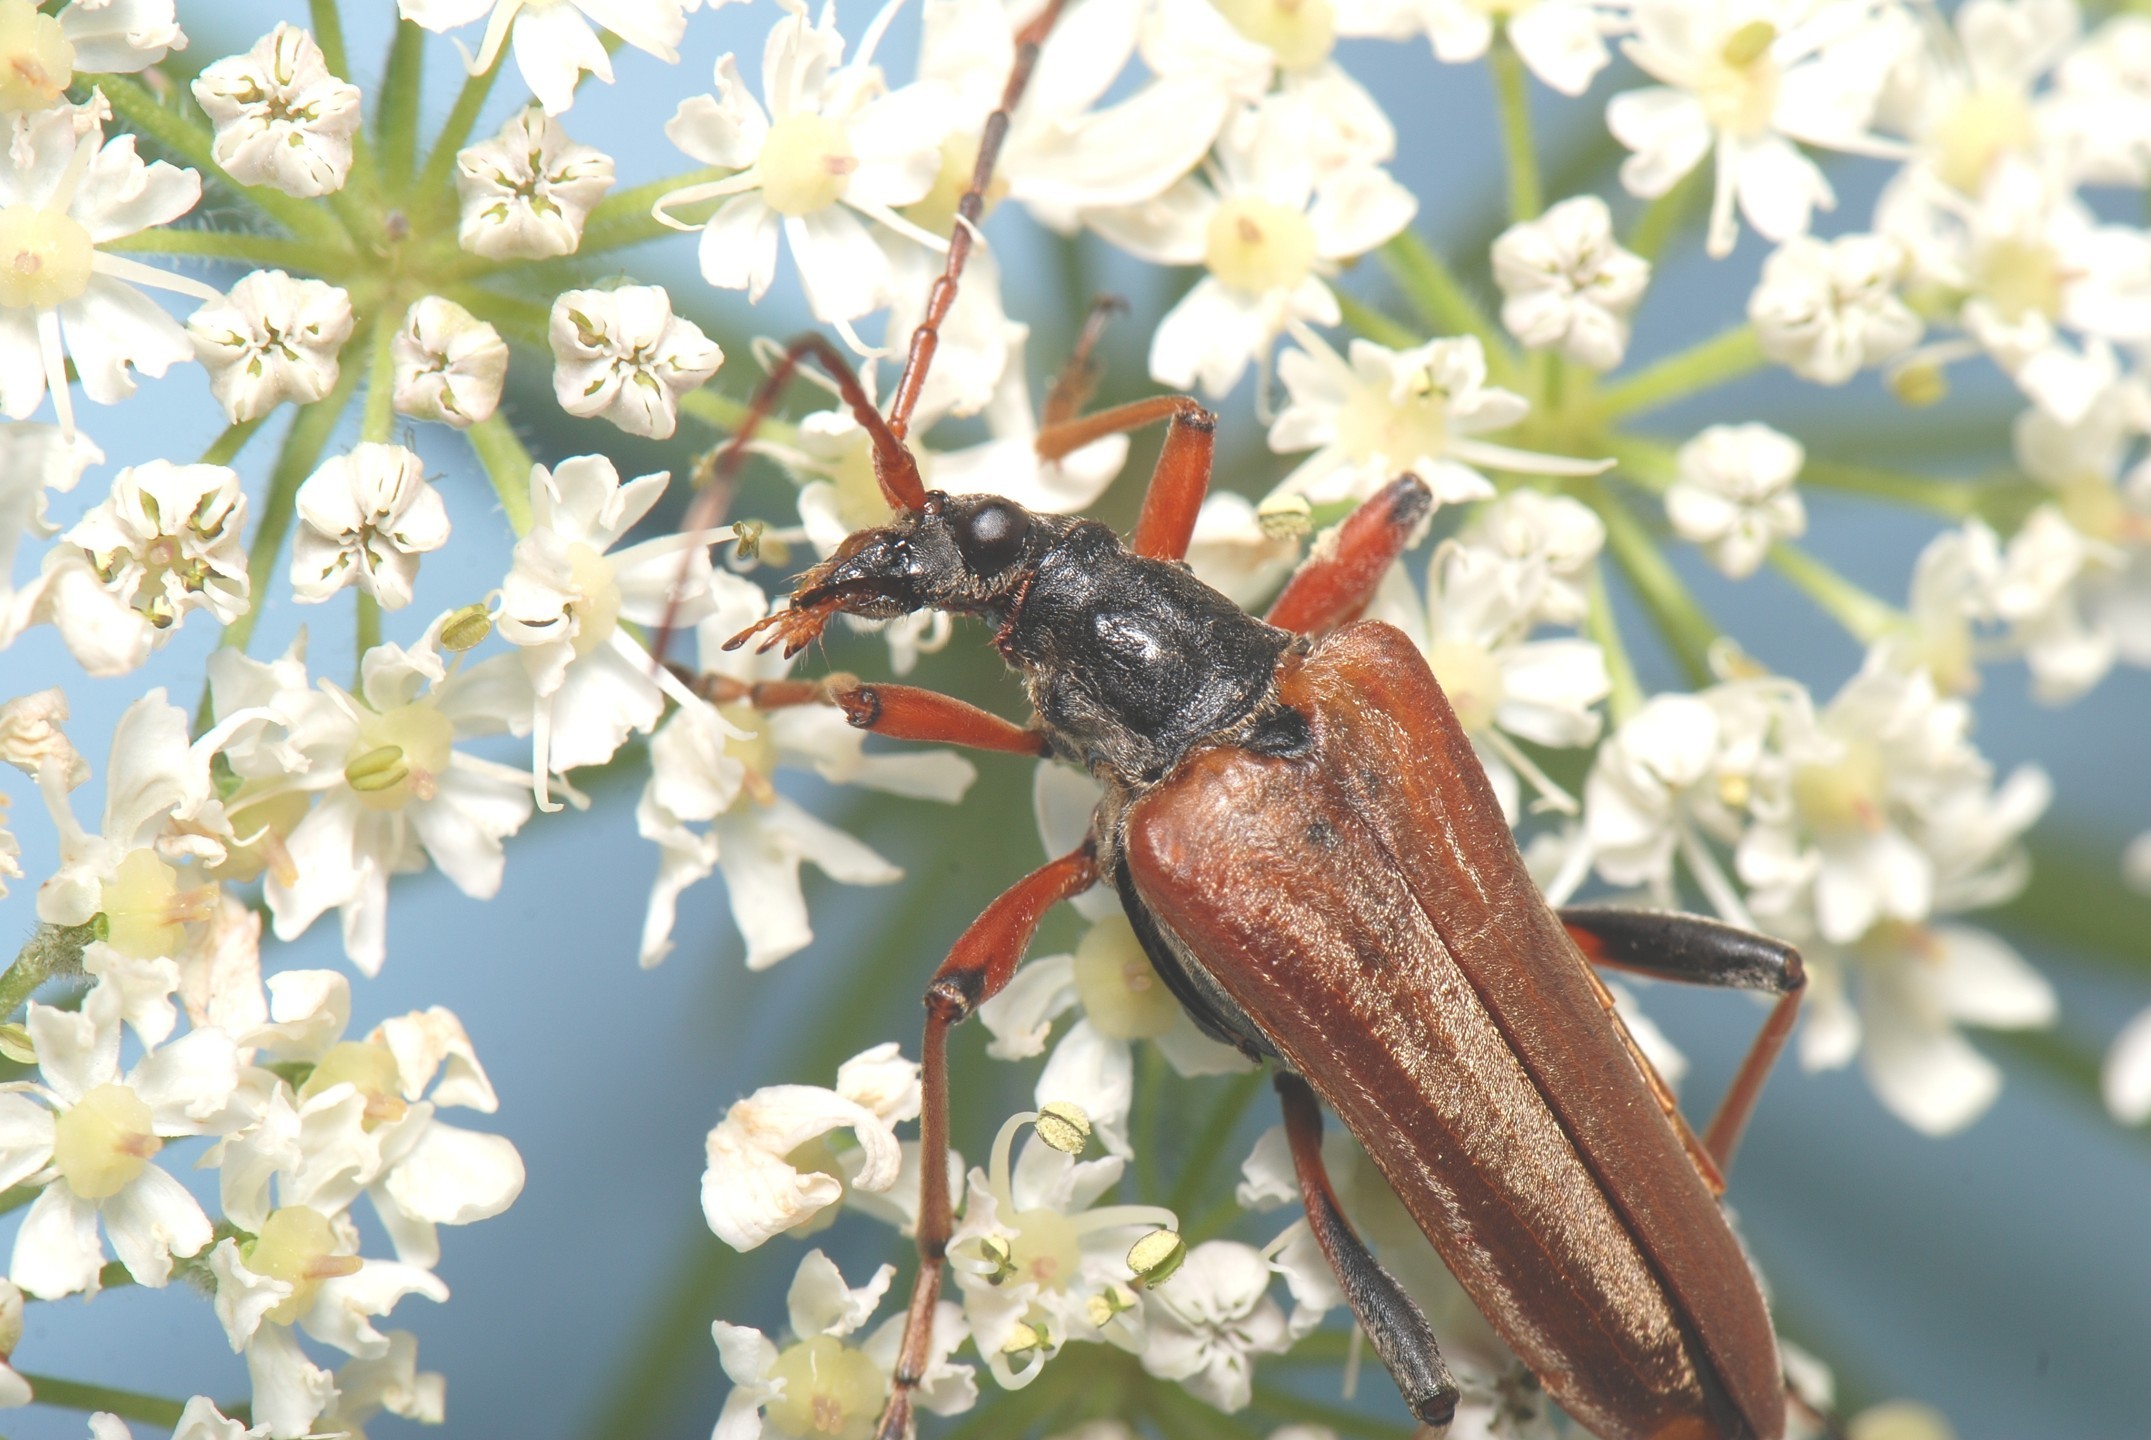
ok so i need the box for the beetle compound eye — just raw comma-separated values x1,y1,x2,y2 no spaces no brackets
954,499,1032,574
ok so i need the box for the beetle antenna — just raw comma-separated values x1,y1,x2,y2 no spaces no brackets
886,0,1070,439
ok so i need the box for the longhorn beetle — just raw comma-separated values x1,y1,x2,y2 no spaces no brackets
685,5,1809,1435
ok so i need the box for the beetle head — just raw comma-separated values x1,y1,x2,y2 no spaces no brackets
726,491,1058,657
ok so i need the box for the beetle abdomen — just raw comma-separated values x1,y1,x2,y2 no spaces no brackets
1121,621,1784,1440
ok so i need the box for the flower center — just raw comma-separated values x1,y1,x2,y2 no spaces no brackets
0,0,70,113
0,203,93,309
1792,738,1888,836
1935,85,2034,194
347,701,455,811
1426,639,1505,733
759,113,858,217
903,133,1008,238
1976,237,2064,322
1204,197,1317,295
298,1040,410,1129
718,703,782,808
53,1082,160,1200
99,847,212,960
1699,21,1780,137
246,1205,365,1325
1338,370,1450,467
1071,914,1179,1040
213,790,313,887
1213,0,1336,70
1007,1206,1084,1291
564,541,622,657
765,1334,885,1440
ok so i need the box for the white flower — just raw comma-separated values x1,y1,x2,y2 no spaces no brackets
215,614,535,975
1090,93,1414,396
0,979,237,1298
2104,1002,2151,1123
1491,196,1649,371
1371,540,1610,819
0,106,219,436
547,284,722,440
654,6,953,337
1748,232,1921,384
1608,0,1908,257
701,1043,920,1251
1409,0,1623,95
390,295,507,428
1879,157,2151,424
454,105,613,260
186,270,354,424
712,1250,975,1440
191,24,361,198
398,0,704,117
1461,487,1609,630
2046,15,2151,187
26,459,248,674
637,575,972,968
1666,422,1808,578
1267,328,1610,506
946,1113,1176,1386
0,420,97,632
0,684,86,782
1139,1239,1293,1411
497,453,719,804
317,1331,444,1437
289,445,449,610
0,1,184,117
1884,0,2077,197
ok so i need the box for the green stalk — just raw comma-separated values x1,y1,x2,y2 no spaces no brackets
106,230,331,273
1586,562,1646,720
1627,165,1702,262
308,0,352,84
373,21,428,193
21,1374,186,1427
573,167,729,256
1490,37,1542,222
1798,457,1983,518
362,318,398,443
0,922,97,1020
1598,325,1764,419
679,387,757,436
97,77,346,251
1768,543,1904,643
201,416,267,466
220,357,365,656
413,51,509,213
1378,231,1507,368
1591,482,1717,686
1167,1068,1266,1218
356,592,381,671
1336,290,1418,349
468,414,536,536
447,284,552,349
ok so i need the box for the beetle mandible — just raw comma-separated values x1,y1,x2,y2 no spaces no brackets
688,6,1810,1436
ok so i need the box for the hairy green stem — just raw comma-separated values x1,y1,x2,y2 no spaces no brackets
1336,290,1418,349
575,168,730,256
308,0,352,85
1378,232,1509,375
1768,543,1904,643
1598,325,1764,419
106,229,330,273
1167,1068,1266,1218
414,51,509,213
202,416,267,466
220,357,365,656
1627,165,1702,262
468,414,535,536
1592,482,1717,686
447,284,552,349
1491,37,1541,222
374,21,428,193
362,320,398,443
1798,458,1984,518
0,922,98,1019
679,387,757,436
22,1374,187,1427
1586,562,1646,721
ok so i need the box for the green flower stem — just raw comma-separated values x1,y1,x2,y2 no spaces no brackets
220,357,365,657
97,76,346,253
106,229,331,273
1251,1382,1419,1440
469,414,536,537
1586,562,1646,721
1626,165,1702,262
413,52,508,215
1133,1042,1169,1202
374,20,428,194
361,318,398,443
308,0,352,86
679,386,758,436
574,168,730,257
448,284,552,349
0,1185,37,1216
1336,289,1418,349
1604,432,1679,492
1590,481,1717,686
21,1373,187,1427
1767,543,1904,643
1798,457,1984,517
356,593,381,672
201,416,267,466
1597,324,1764,420
1167,1067,1266,1218
1378,231,1512,378
0,922,97,1020
1491,37,1542,223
